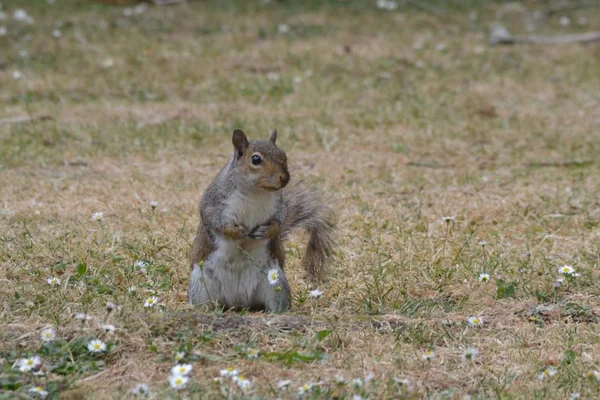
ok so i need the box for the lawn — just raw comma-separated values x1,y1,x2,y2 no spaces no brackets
1,0,600,398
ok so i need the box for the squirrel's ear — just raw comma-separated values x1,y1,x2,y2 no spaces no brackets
269,129,277,144
232,129,249,158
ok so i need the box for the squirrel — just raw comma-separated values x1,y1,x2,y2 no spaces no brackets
188,129,335,312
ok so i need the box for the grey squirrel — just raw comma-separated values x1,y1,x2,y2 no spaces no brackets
188,129,335,312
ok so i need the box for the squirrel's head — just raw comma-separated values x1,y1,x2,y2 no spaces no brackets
231,129,290,192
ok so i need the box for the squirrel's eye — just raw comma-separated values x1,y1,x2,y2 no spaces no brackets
251,155,262,165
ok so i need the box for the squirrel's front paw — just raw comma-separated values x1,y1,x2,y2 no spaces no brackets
223,224,249,240
249,220,280,240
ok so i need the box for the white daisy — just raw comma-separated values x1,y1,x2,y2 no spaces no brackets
234,375,252,393
558,265,575,275
12,71,22,80
376,0,398,11
277,24,290,33
74,313,92,321
144,296,158,308
441,216,455,222
353,395,364,400
87,339,107,353
393,377,410,386
28,386,48,398
40,328,55,343
128,286,137,293
422,350,435,361
135,260,148,274
334,375,346,384
462,347,479,362
538,366,557,380
175,352,185,362
47,277,61,286
101,58,115,69
14,9,34,24
569,393,580,400
559,16,571,26
297,383,314,396
105,302,116,312
478,273,490,282
587,370,600,382
219,367,239,377
307,289,323,299
276,379,291,389
100,324,116,333
150,201,158,209
168,374,189,390
131,383,150,396
467,316,483,327
171,364,192,376
0,26,6,36
351,378,363,387
246,348,259,359
17,356,41,372
52,29,61,38
92,212,104,221
267,268,279,285
478,240,487,246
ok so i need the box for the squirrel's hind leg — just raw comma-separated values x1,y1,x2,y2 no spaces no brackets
188,263,221,310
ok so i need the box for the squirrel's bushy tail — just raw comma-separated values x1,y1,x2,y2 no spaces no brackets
281,182,335,280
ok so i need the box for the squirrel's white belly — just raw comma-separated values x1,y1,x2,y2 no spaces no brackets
200,236,280,308
224,190,278,230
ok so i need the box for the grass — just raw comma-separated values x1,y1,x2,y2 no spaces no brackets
1,0,600,398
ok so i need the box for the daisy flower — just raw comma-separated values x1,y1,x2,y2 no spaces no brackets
478,240,487,246
12,71,22,80
17,356,41,372
87,339,107,353
376,0,398,11
144,296,158,308
246,348,259,359
587,370,600,382
47,277,61,286
462,347,479,362
276,379,291,389
74,313,92,321
297,383,314,396
175,352,185,362
422,350,435,361
267,268,279,285
92,212,104,221
558,265,575,275
28,386,48,398
128,286,137,293
135,260,148,274
441,216,455,222
168,374,189,390
538,366,557,380
393,377,410,386
171,364,192,376
351,378,363,387
569,393,581,400
307,289,323,299
234,375,252,393
467,316,483,327
0,27,6,37
478,273,490,282
131,383,150,396
100,324,116,333
40,328,55,343
219,367,239,377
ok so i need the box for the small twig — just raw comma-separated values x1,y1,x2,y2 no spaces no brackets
543,0,599,17
152,0,186,5
407,161,453,169
490,24,600,45
525,160,593,168
0,115,52,125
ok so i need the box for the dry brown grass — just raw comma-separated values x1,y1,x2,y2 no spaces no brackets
1,0,600,399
